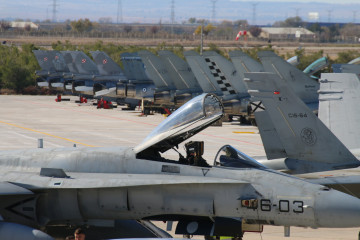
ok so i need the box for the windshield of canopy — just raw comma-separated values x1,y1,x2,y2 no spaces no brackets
214,145,267,169
134,93,223,154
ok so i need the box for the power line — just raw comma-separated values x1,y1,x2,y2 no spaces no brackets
353,10,357,23
51,0,58,23
327,10,333,23
171,0,175,25
117,0,123,24
211,0,218,23
252,2,259,26
171,0,175,34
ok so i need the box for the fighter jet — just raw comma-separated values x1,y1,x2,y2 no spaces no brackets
1,93,360,239
89,50,128,98
258,51,319,110
243,72,360,174
33,50,71,91
137,50,178,106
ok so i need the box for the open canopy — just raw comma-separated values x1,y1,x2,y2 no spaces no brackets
134,93,224,154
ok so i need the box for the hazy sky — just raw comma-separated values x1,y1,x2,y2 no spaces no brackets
1,0,359,24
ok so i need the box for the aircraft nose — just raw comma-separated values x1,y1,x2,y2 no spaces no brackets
315,188,360,228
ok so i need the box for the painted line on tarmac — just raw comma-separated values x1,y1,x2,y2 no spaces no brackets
0,120,97,147
232,131,256,134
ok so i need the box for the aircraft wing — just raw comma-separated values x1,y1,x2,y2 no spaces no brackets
3,171,248,190
298,169,360,198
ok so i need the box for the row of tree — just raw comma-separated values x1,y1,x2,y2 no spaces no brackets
0,41,359,94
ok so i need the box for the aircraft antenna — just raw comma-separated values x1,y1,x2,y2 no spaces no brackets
252,2,259,26
117,0,123,24
211,0,218,23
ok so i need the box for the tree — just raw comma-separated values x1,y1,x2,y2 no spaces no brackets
188,17,196,24
98,17,112,24
194,24,216,36
150,26,159,35
123,25,132,33
273,17,303,27
0,21,10,31
249,26,262,38
70,18,94,33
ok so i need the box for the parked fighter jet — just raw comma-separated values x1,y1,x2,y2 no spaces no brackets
2,93,360,239
33,50,70,91
258,51,319,110
137,50,178,106
119,52,156,104
89,50,128,97
244,72,360,174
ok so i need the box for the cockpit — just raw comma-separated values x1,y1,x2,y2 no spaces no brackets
134,93,223,163
134,93,267,169
213,145,266,169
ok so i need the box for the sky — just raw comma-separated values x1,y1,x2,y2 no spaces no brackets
1,0,360,25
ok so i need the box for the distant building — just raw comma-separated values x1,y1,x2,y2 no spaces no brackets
10,21,39,30
260,27,315,41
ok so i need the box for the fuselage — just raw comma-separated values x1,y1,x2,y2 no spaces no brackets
1,147,360,230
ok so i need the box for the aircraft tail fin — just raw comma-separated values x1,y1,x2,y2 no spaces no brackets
61,51,79,74
184,51,241,98
137,50,175,89
244,72,359,168
202,51,248,97
254,110,287,159
33,50,57,72
158,50,201,91
319,73,360,150
258,51,319,106
90,51,125,77
70,51,99,75
120,52,150,81
229,50,264,74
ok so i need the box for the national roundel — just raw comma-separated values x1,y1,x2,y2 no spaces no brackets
103,59,108,64
81,59,86,63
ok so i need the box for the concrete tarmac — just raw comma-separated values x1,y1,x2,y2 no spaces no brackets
0,95,359,240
